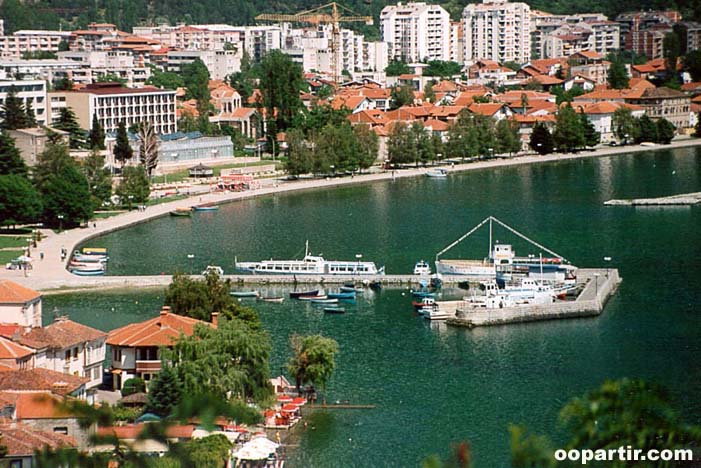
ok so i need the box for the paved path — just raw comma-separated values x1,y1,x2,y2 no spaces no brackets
3,138,699,291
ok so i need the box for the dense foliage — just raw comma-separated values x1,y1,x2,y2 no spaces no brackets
287,334,339,393
116,165,150,206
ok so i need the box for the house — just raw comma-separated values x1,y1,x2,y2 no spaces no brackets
330,95,372,114
468,103,513,120
0,422,77,467
0,368,88,399
574,101,644,143
563,75,596,92
19,316,107,394
0,337,34,370
7,127,69,166
0,280,42,328
106,307,216,390
624,86,692,130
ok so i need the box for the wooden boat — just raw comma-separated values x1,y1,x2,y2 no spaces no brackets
299,295,327,301
82,247,108,256
193,203,219,212
411,290,436,298
70,268,106,276
324,307,346,314
259,296,284,303
311,298,338,304
290,290,319,299
230,290,259,298
170,208,192,217
340,285,364,293
327,291,356,299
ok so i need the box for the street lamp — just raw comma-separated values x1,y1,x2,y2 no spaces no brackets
57,214,64,232
329,165,335,177
536,142,542,154
603,256,612,277
127,195,134,211
593,272,601,297
355,253,362,275
187,254,195,275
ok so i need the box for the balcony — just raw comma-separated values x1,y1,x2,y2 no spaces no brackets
135,360,161,373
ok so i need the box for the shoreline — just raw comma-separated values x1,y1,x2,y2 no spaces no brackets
4,138,700,292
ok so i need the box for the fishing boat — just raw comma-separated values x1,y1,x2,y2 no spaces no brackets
435,216,576,282
299,294,327,301
340,285,364,293
72,253,108,263
411,290,436,298
324,307,346,314
259,296,284,303
70,268,106,276
423,308,453,320
327,291,356,299
170,208,192,217
426,168,448,178
230,290,259,298
290,290,320,298
413,260,431,275
235,241,385,275
311,298,338,304
193,203,219,212
412,297,436,309
82,247,108,256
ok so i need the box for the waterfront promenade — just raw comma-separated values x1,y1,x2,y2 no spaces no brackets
2,138,698,292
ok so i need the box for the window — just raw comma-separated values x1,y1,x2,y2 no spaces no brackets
53,426,68,435
65,350,71,361
73,347,79,360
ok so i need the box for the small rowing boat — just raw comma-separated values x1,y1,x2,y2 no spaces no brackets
170,208,192,217
193,203,219,212
426,168,448,178
299,295,327,301
230,290,259,298
327,291,356,299
311,298,338,304
290,290,320,298
340,285,364,293
259,296,284,303
324,307,345,314
412,290,436,298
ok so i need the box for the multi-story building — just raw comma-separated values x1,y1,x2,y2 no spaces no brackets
676,22,701,53
133,24,242,51
0,80,48,127
627,26,671,60
380,2,451,62
463,0,531,65
0,30,71,59
165,50,242,80
542,21,619,59
625,86,691,130
8,127,69,166
59,82,177,134
57,50,151,87
616,10,680,52
106,307,216,390
450,21,464,64
0,280,42,329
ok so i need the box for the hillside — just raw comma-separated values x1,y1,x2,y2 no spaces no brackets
1,0,699,36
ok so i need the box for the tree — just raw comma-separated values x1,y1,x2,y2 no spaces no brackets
284,128,313,176
529,122,554,155
166,317,273,401
495,119,521,155
287,334,339,393
82,151,112,210
579,114,600,147
0,131,28,176
25,100,36,127
259,50,304,147
138,122,160,178
387,121,419,166
390,84,415,110
35,143,93,228
656,118,676,144
0,87,28,130
54,107,84,149
607,59,630,89
182,59,211,114
638,114,658,143
113,121,133,166
147,67,185,90
663,32,681,83
612,107,641,144
53,77,73,91
423,60,462,77
695,113,701,138
164,271,261,327
88,113,105,150
116,165,150,207
0,175,42,227
553,105,585,152
385,60,411,76
146,366,183,417
313,123,363,173
183,434,233,468
354,124,378,171
121,377,146,396
683,50,701,82
503,61,522,72
96,73,127,85
423,81,436,103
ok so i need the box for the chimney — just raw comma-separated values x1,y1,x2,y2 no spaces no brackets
160,306,171,316
211,312,219,328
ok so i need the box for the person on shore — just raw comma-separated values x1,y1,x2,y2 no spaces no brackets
40,251,44,261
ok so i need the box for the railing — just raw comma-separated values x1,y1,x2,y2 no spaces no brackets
135,360,161,373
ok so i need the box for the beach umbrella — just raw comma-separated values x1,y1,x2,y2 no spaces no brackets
233,445,271,460
17,256,32,262
281,403,298,413
291,397,306,406
277,394,293,403
247,436,279,452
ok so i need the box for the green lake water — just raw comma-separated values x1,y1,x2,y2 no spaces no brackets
44,147,701,467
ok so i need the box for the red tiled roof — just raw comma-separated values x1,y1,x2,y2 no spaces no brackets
468,103,505,116
348,109,389,126
681,82,701,92
532,75,564,85
423,119,449,131
0,368,87,396
20,318,106,350
107,309,211,348
330,95,368,111
0,280,40,304
428,106,464,118
0,422,76,456
0,337,33,360
97,424,195,440
13,392,73,419
0,324,24,339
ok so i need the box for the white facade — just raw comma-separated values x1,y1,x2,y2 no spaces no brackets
133,24,241,51
463,0,531,64
380,2,451,62
166,50,242,80
0,30,70,59
0,80,48,126
32,339,105,390
0,299,41,329
543,21,620,58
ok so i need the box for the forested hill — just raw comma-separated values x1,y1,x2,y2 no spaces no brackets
1,0,700,36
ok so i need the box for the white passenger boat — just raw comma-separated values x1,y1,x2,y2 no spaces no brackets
235,242,385,276
426,168,448,178
413,260,431,275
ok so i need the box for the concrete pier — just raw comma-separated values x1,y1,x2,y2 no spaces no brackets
604,192,701,206
445,268,621,328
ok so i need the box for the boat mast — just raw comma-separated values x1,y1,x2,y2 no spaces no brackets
305,240,309,257
488,217,493,259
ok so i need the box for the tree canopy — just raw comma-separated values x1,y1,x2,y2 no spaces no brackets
113,121,133,166
287,334,339,393
259,50,305,148
0,174,42,227
0,131,28,177
82,151,112,210
116,165,150,206
54,107,85,149
529,122,554,155
385,60,411,77
0,87,29,130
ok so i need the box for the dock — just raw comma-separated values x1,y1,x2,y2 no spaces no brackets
445,268,621,328
604,192,701,206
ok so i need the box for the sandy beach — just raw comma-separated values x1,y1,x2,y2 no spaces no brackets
3,137,700,291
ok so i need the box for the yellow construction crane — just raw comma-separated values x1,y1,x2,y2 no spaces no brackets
256,2,373,85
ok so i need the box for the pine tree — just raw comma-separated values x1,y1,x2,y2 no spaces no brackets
113,121,133,167
88,113,106,150
607,60,630,89
0,87,28,130
553,105,585,152
0,131,28,176
495,118,522,156
54,108,84,149
638,114,659,143
580,114,600,147
529,122,554,155
146,366,183,417
25,99,37,127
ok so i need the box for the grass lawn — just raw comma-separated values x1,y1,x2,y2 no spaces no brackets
145,194,190,206
92,211,126,220
0,236,31,249
0,250,23,264
0,227,34,235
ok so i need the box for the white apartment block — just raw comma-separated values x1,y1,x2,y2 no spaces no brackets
542,21,619,58
0,80,48,126
57,50,151,87
380,2,451,62
166,50,242,80
463,0,531,64
450,21,464,64
132,24,241,51
60,82,177,134
0,30,71,59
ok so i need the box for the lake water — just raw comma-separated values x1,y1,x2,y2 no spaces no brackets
45,147,701,467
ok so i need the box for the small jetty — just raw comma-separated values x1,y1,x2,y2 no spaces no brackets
604,192,701,206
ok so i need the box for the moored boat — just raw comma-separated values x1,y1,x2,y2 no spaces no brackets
411,290,436,298
230,290,260,298
259,296,284,303
299,294,327,301
170,208,192,217
340,285,364,293
193,203,219,212
413,260,431,275
70,268,106,276
324,307,346,314
290,290,320,298
73,252,108,263
426,168,448,178
327,291,356,299
311,298,338,304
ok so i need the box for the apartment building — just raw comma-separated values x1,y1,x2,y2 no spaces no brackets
463,0,531,65
380,2,451,62
133,24,242,51
166,50,242,80
616,10,680,52
56,50,151,87
0,80,48,126
0,30,71,59
542,21,619,58
676,22,701,53
450,21,464,64
61,82,177,134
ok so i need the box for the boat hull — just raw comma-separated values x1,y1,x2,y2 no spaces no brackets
290,290,319,298
230,291,259,298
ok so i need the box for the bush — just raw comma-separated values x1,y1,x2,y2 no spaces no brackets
122,377,146,396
